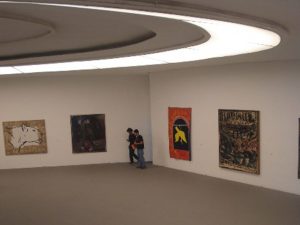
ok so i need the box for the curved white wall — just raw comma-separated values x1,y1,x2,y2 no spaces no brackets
150,61,300,195
0,72,152,169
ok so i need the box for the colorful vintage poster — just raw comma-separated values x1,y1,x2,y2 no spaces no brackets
219,109,260,174
71,114,106,153
168,107,191,161
3,120,48,155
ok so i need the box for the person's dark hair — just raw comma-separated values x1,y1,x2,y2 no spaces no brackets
134,129,139,133
127,128,133,132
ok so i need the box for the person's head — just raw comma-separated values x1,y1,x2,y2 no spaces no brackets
126,128,133,133
134,129,139,136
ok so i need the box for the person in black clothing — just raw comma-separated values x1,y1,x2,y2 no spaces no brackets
127,128,138,164
134,129,146,169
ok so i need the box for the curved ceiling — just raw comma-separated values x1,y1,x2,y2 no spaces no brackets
0,0,296,76
0,1,208,66
0,17,52,44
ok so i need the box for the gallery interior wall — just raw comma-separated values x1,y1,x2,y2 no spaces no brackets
0,72,152,169
1,60,299,196
149,60,300,195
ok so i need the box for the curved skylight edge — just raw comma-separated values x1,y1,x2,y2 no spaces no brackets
0,1,281,75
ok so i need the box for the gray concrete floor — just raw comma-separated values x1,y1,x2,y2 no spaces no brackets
0,163,299,225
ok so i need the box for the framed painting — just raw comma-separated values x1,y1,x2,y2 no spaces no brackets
71,114,106,153
168,107,191,161
3,120,47,155
219,109,260,174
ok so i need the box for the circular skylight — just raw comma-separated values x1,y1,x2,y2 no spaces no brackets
0,1,281,75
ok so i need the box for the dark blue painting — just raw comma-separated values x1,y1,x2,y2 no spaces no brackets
71,114,106,153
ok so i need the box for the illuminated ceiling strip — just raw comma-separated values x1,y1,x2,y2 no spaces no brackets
0,1,281,75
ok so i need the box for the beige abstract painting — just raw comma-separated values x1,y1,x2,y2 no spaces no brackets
3,120,47,155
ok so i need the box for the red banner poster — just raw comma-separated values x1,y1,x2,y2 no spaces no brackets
168,107,191,161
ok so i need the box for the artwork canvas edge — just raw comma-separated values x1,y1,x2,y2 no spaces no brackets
298,118,300,179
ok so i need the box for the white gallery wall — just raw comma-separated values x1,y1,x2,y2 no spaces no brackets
150,60,300,195
0,72,152,169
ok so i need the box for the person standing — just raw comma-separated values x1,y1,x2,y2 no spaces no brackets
127,128,138,164
134,129,146,169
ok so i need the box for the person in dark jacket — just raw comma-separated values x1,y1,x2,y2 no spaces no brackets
134,129,146,169
127,128,138,164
